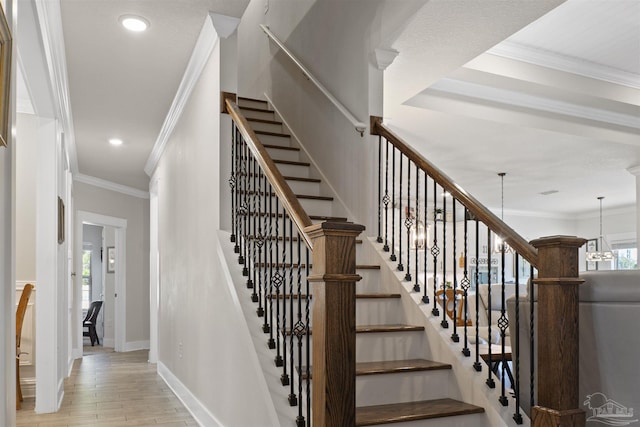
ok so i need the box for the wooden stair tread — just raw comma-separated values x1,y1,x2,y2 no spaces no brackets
239,106,273,113
247,236,362,243
250,212,346,222
357,324,424,333
355,398,484,426
246,117,282,125
255,263,379,269
273,159,310,166
284,176,322,183
299,359,452,379
238,96,268,104
263,144,299,151
239,190,331,200
283,324,424,336
270,293,400,300
255,130,290,138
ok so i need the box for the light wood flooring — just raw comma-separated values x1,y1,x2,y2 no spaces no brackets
17,350,197,427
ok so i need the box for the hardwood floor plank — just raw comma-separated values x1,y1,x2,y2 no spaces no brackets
17,349,196,427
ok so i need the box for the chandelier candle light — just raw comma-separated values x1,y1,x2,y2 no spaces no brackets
586,196,614,262
493,172,513,254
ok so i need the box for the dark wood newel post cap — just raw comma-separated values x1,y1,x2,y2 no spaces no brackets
305,221,366,238
530,235,587,249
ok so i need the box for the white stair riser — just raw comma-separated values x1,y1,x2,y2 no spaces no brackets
238,99,269,109
286,180,320,195
248,120,284,133
275,163,310,178
355,270,383,293
299,198,333,217
239,108,275,121
356,298,404,325
356,370,452,406
265,147,300,162
356,331,427,363
256,134,292,147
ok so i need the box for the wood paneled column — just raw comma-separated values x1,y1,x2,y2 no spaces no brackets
305,221,365,427
530,236,586,427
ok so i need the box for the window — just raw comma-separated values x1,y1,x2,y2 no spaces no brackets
82,249,92,310
613,248,637,270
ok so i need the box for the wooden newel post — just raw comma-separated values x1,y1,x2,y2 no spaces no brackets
530,235,587,427
305,221,365,427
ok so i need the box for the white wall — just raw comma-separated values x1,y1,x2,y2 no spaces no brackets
103,227,115,346
73,182,150,346
154,23,279,425
237,0,421,231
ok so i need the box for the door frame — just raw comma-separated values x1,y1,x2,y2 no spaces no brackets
74,211,127,355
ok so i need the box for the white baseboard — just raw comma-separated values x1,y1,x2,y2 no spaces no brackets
158,361,223,427
123,340,150,352
57,377,64,410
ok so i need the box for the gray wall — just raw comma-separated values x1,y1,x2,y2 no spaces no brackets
74,182,150,345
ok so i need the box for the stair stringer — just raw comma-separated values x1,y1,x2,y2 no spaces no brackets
366,236,532,427
216,230,301,426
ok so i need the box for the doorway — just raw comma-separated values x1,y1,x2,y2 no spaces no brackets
75,211,127,357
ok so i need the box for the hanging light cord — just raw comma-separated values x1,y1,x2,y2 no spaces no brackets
499,172,506,221
598,196,604,250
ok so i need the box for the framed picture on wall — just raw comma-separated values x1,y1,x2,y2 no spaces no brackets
107,246,116,273
586,239,598,271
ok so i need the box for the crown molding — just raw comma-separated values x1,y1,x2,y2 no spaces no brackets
488,40,640,90
627,165,640,177
428,77,640,130
34,0,78,173
74,174,149,199
371,47,399,71
144,13,239,177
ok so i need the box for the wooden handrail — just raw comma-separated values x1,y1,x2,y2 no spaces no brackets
226,99,314,249
260,24,367,136
371,117,538,267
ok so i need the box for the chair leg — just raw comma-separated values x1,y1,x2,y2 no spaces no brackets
16,357,22,410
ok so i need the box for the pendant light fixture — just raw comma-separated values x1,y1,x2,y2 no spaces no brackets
493,172,513,254
586,196,614,262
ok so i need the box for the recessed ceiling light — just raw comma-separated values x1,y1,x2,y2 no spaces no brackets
109,138,123,146
119,15,149,32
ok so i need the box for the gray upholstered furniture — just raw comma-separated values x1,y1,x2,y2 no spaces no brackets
507,270,640,417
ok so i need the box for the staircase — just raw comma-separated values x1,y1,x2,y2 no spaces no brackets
231,96,486,426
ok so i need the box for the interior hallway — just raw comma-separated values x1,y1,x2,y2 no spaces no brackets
17,350,197,427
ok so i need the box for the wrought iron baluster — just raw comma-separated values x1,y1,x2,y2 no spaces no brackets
240,139,247,267
499,240,508,405
377,135,383,243
397,154,404,271
273,197,283,364
230,122,237,244
266,180,275,348
294,233,305,427
280,211,290,386
248,151,257,298
486,230,495,389
404,160,412,280
262,175,271,332
473,220,482,372
441,191,448,329
390,147,397,262
382,138,390,252
256,162,265,317
513,254,523,424
413,167,420,292
461,208,471,356
431,180,439,316
451,199,458,342
422,173,429,304
288,217,297,407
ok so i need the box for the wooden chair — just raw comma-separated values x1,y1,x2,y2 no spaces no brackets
83,301,103,346
435,288,472,327
16,283,34,410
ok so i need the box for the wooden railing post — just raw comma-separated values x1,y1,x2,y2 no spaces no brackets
530,236,586,427
305,221,365,427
